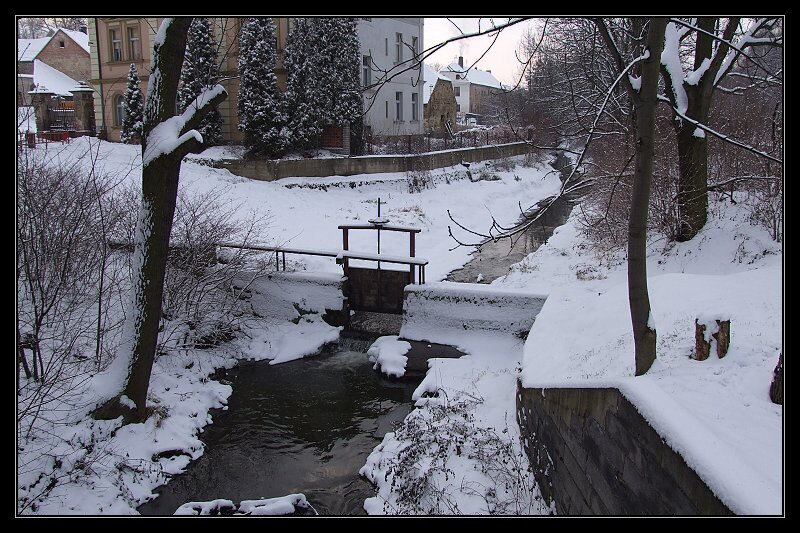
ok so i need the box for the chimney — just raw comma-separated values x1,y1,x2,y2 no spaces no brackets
486,69,491,73
458,56,463,68
79,25,88,34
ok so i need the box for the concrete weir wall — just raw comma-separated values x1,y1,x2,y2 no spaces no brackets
516,385,734,515
216,142,534,182
400,281,547,343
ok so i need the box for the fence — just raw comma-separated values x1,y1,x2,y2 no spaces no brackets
364,127,533,155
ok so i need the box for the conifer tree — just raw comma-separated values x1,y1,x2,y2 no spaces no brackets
319,18,362,127
283,18,322,149
178,18,222,146
237,18,289,156
120,63,143,144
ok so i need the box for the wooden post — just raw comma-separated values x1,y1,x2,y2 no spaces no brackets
694,317,731,360
342,227,349,270
409,232,416,283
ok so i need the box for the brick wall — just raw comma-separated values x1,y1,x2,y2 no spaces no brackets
37,32,91,82
516,384,734,515
424,79,457,134
321,125,344,149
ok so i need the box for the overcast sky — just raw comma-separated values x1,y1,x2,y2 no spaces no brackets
423,18,540,86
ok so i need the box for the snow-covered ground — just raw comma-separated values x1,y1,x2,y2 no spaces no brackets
360,191,781,515
494,197,783,515
17,138,561,515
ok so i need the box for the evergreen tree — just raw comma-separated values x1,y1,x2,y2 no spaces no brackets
283,18,322,149
319,18,362,127
121,63,143,144
237,18,289,156
178,18,222,146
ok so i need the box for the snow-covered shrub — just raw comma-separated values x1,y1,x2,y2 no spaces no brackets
368,393,544,515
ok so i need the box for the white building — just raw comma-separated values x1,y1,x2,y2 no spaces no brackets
357,18,424,136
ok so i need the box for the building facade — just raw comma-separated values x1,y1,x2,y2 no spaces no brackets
357,17,424,136
90,17,422,143
439,56,504,124
422,63,456,134
18,28,91,105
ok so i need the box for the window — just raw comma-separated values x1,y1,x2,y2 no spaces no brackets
109,28,122,61
454,86,460,97
395,33,403,63
456,103,461,112
411,36,418,57
411,93,418,121
128,26,141,61
363,56,372,87
59,40,65,48
385,37,388,56
385,100,388,118
114,94,125,127
395,91,403,121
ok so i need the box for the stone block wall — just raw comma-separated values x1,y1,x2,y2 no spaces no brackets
516,384,733,515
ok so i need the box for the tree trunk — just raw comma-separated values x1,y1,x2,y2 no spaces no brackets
628,19,667,376
675,123,709,241
93,18,227,424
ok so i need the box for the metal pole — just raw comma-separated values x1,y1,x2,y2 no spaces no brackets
409,231,415,283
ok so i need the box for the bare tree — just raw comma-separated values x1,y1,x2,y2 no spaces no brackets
93,18,227,424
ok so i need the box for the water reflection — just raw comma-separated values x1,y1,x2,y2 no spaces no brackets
137,348,418,516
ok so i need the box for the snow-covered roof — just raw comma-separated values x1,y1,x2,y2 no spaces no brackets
17,29,90,62
422,63,450,104
32,59,80,97
60,28,91,54
441,62,504,89
18,37,50,61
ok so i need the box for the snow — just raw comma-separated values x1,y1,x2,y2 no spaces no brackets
368,336,411,378
174,493,311,515
18,106,36,133
422,63,450,104
508,198,782,515
693,127,706,138
32,59,80,97
142,85,226,167
661,22,689,114
441,62,504,90
59,29,90,54
16,138,561,515
18,37,50,61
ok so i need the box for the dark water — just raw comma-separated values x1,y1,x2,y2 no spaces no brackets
137,339,419,516
447,151,584,284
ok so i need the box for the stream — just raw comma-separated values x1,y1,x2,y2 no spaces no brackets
137,150,582,516
137,338,418,516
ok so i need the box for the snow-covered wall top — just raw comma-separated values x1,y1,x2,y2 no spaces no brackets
400,281,547,346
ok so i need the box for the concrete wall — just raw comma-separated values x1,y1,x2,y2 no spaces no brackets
400,281,547,344
516,385,734,515
216,141,534,181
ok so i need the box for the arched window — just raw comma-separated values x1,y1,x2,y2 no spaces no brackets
114,94,125,127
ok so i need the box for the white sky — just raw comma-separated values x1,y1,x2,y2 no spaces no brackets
423,18,540,86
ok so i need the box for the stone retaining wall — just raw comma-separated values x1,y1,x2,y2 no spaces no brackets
516,384,733,515
217,142,533,181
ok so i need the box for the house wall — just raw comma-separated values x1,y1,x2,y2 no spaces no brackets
36,30,91,83
358,17,424,135
423,79,456,134
439,71,470,122
469,83,501,120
